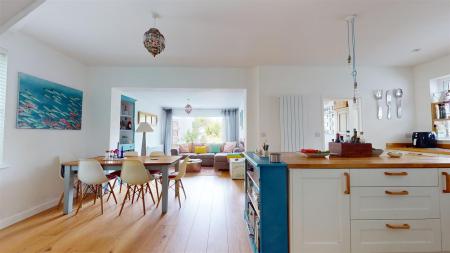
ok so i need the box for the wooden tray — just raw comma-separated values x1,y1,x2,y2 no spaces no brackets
329,142,372,157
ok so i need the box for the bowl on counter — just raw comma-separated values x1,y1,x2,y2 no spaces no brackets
387,151,403,158
300,149,330,158
371,148,384,157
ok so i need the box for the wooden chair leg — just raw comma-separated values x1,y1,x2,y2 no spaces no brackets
146,183,155,204
119,186,130,216
76,185,88,214
119,179,123,193
155,179,160,197
107,182,118,204
99,185,104,215
177,191,181,208
180,179,187,199
131,185,137,204
75,181,81,200
141,185,146,215
57,192,64,209
91,185,96,205
156,192,162,208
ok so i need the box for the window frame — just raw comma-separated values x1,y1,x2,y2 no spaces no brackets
0,47,8,168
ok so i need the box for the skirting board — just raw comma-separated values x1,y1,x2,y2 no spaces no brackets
0,197,59,230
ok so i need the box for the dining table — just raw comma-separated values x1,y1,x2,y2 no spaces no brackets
61,155,182,215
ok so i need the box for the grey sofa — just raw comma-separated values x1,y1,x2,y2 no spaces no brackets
171,142,244,170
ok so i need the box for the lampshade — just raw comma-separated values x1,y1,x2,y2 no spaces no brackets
136,122,154,133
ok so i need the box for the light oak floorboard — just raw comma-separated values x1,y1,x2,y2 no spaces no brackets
0,172,252,253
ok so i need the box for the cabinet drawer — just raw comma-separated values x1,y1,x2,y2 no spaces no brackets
350,169,438,187
351,187,440,219
351,219,442,253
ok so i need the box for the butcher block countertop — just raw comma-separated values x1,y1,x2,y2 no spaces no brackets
281,152,450,169
386,142,450,156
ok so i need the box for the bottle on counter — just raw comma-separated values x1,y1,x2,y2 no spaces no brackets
359,132,365,143
335,133,341,143
345,131,351,143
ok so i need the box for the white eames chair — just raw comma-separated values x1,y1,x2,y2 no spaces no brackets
76,160,117,215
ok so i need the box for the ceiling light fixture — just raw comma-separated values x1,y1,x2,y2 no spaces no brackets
346,15,359,104
185,99,193,114
143,13,165,57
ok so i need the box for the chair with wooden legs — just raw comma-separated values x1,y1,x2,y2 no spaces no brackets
157,157,188,208
76,160,117,215
111,151,140,194
119,160,157,216
149,151,165,157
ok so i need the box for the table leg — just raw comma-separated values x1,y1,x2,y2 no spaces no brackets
63,165,75,214
161,166,169,214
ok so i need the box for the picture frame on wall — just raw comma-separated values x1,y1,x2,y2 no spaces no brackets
138,111,158,126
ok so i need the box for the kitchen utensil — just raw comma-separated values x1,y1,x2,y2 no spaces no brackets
269,152,281,163
386,90,392,120
395,88,403,118
374,89,383,119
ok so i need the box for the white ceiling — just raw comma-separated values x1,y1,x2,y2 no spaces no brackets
121,88,245,109
11,0,450,67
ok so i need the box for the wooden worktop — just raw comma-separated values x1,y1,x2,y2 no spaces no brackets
281,152,450,169
386,142,450,156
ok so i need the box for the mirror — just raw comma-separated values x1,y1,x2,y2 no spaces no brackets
323,98,362,148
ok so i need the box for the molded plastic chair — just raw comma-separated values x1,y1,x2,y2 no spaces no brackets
113,151,140,193
157,157,188,208
76,160,117,215
119,160,157,215
124,151,139,157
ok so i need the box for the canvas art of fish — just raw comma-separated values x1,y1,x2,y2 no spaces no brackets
16,73,83,130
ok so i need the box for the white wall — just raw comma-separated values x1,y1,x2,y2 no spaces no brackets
85,66,256,156
413,54,450,132
0,32,88,228
257,65,415,151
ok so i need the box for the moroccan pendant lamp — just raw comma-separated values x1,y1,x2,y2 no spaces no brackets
346,15,359,103
185,99,192,114
143,13,165,57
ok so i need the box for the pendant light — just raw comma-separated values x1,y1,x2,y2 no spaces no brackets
346,15,359,103
143,13,165,57
185,99,192,114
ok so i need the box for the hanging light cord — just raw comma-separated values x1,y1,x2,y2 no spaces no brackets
347,20,352,64
346,16,358,103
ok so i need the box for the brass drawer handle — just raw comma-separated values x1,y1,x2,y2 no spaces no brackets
385,190,409,196
443,172,450,193
344,172,350,195
386,223,410,230
384,171,408,176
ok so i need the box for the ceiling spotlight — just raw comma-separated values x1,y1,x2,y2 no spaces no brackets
411,48,421,53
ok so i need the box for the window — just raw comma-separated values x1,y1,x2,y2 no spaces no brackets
172,116,223,145
0,51,7,162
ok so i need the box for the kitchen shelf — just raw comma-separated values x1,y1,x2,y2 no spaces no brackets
247,171,260,190
247,192,260,217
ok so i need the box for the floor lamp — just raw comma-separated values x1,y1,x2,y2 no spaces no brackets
136,122,154,156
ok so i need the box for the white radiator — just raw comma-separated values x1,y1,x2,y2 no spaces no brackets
280,95,304,152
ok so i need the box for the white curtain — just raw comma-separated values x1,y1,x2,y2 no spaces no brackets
280,96,304,152
222,108,239,142
163,108,173,154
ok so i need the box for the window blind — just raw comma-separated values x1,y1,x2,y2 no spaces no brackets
0,52,7,162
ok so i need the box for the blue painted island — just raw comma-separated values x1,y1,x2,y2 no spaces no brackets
243,152,289,253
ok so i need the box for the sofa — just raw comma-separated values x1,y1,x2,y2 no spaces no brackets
171,142,244,170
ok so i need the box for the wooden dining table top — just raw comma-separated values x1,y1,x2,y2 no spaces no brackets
62,156,183,167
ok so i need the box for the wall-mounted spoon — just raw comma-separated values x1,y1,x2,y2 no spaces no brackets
395,88,403,118
386,90,392,120
374,89,383,120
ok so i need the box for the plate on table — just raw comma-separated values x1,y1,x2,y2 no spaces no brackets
300,149,330,158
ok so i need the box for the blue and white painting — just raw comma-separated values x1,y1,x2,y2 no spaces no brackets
17,73,83,130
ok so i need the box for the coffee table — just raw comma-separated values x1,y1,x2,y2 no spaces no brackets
186,159,202,172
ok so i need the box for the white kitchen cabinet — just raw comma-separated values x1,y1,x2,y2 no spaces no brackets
290,169,350,253
440,168,450,252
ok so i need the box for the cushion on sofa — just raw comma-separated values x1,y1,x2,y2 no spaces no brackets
223,142,237,153
179,143,190,153
194,145,208,154
214,153,229,163
208,143,221,153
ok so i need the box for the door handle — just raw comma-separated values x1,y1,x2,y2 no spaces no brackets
344,172,350,195
385,190,409,196
386,223,410,230
443,172,450,193
384,171,408,176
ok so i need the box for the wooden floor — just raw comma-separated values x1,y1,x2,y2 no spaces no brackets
0,172,252,253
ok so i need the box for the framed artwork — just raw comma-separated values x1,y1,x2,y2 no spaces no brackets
138,111,158,126
16,72,83,130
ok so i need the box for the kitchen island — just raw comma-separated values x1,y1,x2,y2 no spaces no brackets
243,152,450,253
